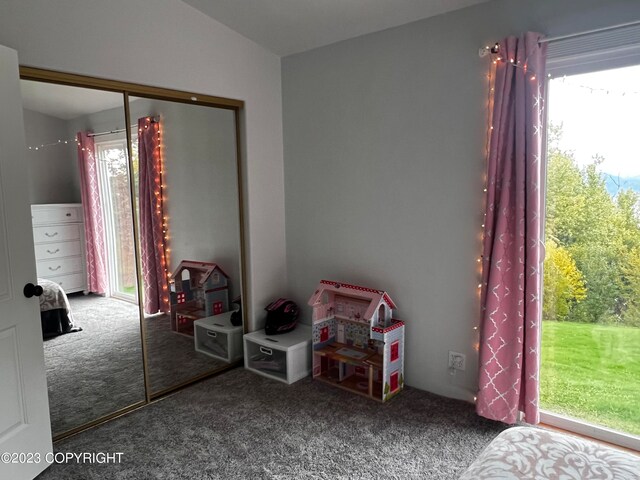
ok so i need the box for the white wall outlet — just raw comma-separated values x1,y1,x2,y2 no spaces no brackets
448,351,466,371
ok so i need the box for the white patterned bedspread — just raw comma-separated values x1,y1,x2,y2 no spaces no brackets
460,426,640,479
38,278,71,313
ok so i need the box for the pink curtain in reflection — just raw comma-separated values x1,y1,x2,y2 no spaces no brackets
476,33,547,424
138,117,170,314
77,132,108,294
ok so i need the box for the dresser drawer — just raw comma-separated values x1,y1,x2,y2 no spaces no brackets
33,224,81,243
31,205,81,225
37,257,83,278
44,273,85,293
34,240,82,260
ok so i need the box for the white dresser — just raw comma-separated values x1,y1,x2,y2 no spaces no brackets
31,204,88,294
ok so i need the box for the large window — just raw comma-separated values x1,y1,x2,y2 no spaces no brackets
541,64,640,446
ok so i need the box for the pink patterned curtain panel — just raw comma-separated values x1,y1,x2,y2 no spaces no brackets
476,33,547,425
138,117,170,314
77,132,108,294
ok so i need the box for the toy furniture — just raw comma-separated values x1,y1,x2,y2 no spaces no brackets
170,260,230,336
194,311,243,363
308,280,405,402
244,324,311,384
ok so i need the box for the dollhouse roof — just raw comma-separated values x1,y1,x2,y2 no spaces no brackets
308,280,397,321
172,260,229,285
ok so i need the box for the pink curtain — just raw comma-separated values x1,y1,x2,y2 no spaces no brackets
77,132,108,294
138,117,170,314
476,32,547,425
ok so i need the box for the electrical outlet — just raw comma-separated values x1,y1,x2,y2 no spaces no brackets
448,351,466,371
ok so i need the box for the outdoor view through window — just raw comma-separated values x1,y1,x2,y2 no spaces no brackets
542,64,640,437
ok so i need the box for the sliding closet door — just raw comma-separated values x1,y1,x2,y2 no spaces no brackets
20,80,146,438
128,96,244,396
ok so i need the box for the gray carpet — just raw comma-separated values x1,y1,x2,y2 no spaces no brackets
144,313,228,393
44,294,145,436
38,368,509,479
45,295,230,437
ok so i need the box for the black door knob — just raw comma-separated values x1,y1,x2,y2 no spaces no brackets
24,283,44,298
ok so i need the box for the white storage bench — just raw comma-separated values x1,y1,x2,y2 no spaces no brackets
194,312,243,363
244,324,311,384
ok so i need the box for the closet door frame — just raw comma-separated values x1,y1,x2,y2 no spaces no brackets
20,66,249,441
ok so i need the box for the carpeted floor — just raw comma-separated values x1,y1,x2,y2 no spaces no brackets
38,368,509,479
144,313,228,393
44,294,145,436
44,295,229,436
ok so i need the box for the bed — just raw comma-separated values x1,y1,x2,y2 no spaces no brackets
39,278,82,338
460,426,640,479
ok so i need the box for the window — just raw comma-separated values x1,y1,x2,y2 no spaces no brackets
95,138,137,302
541,26,640,450
390,341,399,362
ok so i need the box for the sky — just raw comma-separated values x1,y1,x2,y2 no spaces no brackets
548,64,640,178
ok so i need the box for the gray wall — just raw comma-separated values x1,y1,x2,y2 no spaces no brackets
70,98,242,301
282,0,640,401
131,99,241,301
0,0,285,330
22,108,79,204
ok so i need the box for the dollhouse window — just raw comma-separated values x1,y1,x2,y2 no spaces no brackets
213,301,223,315
212,272,219,284
320,326,329,342
390,371,399,392
390,341,399,362
378,305,385,325
181,269,190,282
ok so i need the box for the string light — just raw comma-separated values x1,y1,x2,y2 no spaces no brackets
550,74,640,96
142,116,171,310
472,43,542,386
26,138,73,151
473,43,500,371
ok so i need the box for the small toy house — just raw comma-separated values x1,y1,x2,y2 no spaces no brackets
170,260,230,336
308,280,405,402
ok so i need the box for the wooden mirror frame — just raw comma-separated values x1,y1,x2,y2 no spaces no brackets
20,66,249,442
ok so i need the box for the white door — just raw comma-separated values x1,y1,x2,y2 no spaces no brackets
0,45,53,479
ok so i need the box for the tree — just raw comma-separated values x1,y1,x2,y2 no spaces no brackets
544,124,640,326
543,239,586,321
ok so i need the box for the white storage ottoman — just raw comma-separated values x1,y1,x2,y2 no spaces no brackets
194,312,243,363
244,324,311,384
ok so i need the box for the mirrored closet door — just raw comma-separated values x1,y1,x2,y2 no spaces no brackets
19,69,247,440
20,80,145,437
127,96,244,395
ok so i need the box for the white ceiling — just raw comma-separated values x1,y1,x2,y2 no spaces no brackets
182,0,491,57
20,80,124,120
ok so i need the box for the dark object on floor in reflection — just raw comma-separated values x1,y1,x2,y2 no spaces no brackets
230,296,242,326
39,280,82,339
41,309,83,339
265,298,299,335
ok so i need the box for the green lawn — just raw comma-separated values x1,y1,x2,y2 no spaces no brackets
122,285,137,295
540,321,640,436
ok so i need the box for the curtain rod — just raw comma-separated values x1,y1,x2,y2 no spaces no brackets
480,19,640,56
87,116,160,137
87,127,134,138
539,19,640,44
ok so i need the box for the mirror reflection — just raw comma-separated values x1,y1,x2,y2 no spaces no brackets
20,80,145,437
128,96,243,394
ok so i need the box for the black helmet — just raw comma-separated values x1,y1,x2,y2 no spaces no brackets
265,298,299,335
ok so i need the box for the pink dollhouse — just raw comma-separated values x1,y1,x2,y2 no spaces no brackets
170,260,230,336
308,280,405,402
